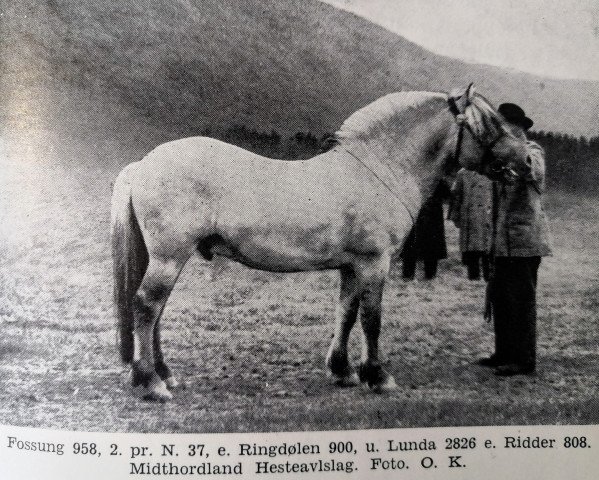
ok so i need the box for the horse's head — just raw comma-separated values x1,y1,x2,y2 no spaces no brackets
447,84,529,180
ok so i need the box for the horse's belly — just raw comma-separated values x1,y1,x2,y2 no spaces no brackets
214,249,345,272
218,235,347,272
210,226,350,272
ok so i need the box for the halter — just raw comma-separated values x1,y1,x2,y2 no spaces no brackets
447,96,518,180
448,96,466,166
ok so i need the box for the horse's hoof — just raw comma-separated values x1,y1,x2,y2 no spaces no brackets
358,362,397,393
369,375,398,394
326,348,358,387
133,379,173,402
330,370,360,387
164,376,178,390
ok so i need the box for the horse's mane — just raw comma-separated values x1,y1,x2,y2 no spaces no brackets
327,90,504,151
463,93,505,145
333,91,447,146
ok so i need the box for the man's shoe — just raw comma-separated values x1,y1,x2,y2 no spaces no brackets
477,355,503,368
494,364,535,377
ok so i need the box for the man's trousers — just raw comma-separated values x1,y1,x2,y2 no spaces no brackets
491,256,541,369
462,251,491,281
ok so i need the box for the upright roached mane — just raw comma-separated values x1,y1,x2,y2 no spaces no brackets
335,91,447,143
462,94,505,145
329,92,455,219
111,85,524,401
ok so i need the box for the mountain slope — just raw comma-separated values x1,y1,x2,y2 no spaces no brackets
1,0,598,138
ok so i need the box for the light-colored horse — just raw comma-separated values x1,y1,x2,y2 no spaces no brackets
112,84,524,400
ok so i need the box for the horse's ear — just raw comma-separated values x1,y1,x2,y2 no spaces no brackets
466,83,476,102
448,83,474,116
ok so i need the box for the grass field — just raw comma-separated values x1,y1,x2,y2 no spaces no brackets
0,120,598,433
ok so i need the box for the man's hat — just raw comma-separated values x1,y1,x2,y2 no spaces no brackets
498,103,533,130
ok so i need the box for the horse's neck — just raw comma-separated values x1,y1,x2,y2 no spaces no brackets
402,112,453,202
344,110,452,214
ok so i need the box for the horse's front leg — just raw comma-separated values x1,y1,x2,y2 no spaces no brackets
326,267,360,386
356,253,397,393
132,257,184,401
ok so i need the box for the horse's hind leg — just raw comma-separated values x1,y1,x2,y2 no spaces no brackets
326,267,360,386
153,320,177,390
356,254,397,393
132,256,186,401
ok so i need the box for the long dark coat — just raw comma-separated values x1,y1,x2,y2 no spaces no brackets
449,168,493,253
400,181,450,261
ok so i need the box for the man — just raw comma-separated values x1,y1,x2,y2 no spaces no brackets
449,168,493,281
479,103,552,376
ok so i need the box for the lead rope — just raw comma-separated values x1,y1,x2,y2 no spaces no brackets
484,181,500,322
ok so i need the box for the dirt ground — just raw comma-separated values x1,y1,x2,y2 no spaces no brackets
0,123,597,433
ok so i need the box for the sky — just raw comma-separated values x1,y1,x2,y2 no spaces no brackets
320,0,599,81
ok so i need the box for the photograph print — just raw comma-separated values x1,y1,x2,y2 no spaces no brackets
0,0,598,433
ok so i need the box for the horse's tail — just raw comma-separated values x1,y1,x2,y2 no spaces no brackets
111,164,148,364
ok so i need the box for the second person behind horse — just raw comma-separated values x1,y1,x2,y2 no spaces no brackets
400,179,451,280
449,168,494,281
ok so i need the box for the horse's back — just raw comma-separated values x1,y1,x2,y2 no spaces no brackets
135,136,353,200
143,136,270,173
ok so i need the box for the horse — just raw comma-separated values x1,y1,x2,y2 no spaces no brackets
111,84,525,401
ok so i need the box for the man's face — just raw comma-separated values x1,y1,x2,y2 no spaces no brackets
505,122,527,140
481,121,529,181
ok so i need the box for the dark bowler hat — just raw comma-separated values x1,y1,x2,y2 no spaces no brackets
498,103,534,130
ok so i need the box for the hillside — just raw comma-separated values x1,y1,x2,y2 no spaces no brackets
1,0,598,139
